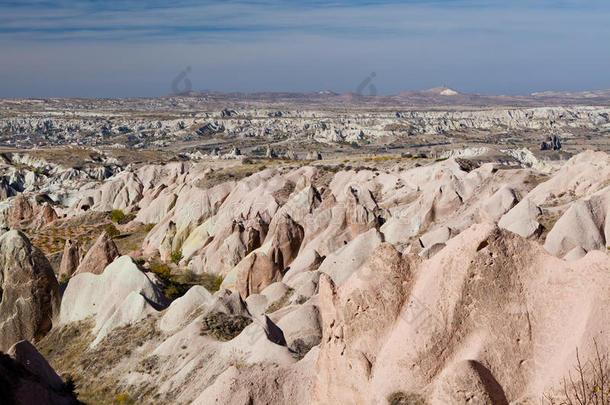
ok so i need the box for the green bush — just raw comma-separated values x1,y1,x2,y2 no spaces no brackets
164,285,182,300
144,223,155,232
170,249,183,264
115,393,134,404
181,269,198,283
59,274,71,286
105,224,120,238
149,263,171,279
110,210,126,223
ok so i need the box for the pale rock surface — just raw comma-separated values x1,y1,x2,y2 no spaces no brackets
317,228,383,285
498,198,542,238
544,189,609,257
419,226,452,248
59,255,166,332
245,281,291,317
159,285,214,333
563,246,588,261
481,185,518,220
314,223,610,404
276,304,322,355
91,290,158,346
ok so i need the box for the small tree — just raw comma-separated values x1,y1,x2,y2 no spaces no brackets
110,209,126,223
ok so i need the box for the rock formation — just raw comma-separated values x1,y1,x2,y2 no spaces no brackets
0,230,60,351
58,239,82,278
74,231,119,275
1,340,79,405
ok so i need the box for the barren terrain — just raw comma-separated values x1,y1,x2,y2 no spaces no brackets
0,90,609,404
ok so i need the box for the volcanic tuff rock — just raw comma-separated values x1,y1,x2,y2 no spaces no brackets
73,231,119,275
4,148,610,404
313,224,610,403
3,104,610,148
0,230,60,351
1,340,78,405
58,238,82,278
60,255,166,343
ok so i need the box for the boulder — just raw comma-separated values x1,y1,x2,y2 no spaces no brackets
276,304,322,356
235,252,282,299
1,340,78,405
544,194,608,257
159,286,214,333
0,230,60,351
498,198,542,238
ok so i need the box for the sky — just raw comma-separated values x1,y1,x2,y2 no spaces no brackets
0,0,609,98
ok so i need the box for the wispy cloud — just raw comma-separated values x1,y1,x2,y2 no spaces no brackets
2,0,608,42
0,0,609,97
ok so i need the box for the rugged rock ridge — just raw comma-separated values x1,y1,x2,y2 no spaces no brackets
1,149,608,404
1,105,609,147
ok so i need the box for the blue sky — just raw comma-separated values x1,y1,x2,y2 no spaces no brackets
1,0,609,98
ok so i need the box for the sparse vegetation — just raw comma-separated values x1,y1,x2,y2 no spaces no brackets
170,249,183,264
59,273,71,286
266,288,294,313
149,262,190,299
545,340,610,405
105,223,121,238
144,223,156,232
180,269,198,283
388,391,427,405
149,263,171,279
115,393,134,404
200,312,252,341
194,164,267,189
199,272,223,292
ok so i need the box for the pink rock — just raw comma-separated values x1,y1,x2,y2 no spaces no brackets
74,231,119,275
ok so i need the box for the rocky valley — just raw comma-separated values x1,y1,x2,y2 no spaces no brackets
0,92,609,404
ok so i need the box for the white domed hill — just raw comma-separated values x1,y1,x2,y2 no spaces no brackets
427,86,460,96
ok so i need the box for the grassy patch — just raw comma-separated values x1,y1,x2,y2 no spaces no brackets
199,272,223,292
37,316,164,404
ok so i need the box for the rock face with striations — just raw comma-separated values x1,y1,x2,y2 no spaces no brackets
59,239,82,278
74,231,119,275
0,230,60,351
